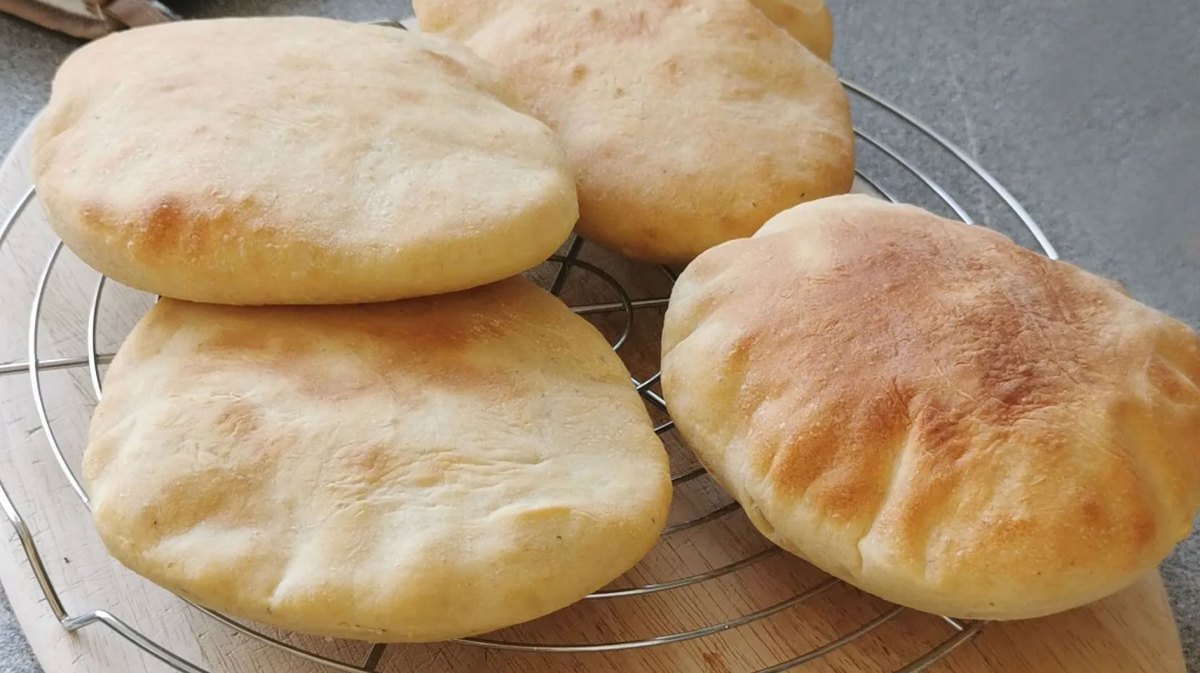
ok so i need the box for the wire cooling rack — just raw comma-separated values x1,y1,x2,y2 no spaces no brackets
0,23,1059,673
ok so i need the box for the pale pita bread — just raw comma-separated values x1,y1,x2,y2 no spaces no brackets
85,278,671,641
415,0,854,263
34,17,578,304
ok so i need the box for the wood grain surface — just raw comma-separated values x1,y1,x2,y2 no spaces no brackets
0,85,1186,673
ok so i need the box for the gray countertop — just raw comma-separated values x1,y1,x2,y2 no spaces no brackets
1,0,1197,671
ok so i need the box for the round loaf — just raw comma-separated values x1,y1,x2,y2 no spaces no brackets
414,0,854,263
662,194,1200,619
85,278,671,641
33,17,578,304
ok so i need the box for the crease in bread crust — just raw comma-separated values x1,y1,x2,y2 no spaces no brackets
853,406,918,578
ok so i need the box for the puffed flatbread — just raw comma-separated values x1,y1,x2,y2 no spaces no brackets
663,195,1200,619
86,278,671,641
34,17,578,304
415,0,854,263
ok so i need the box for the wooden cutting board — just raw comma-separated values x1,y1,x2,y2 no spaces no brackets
0,95,1186,673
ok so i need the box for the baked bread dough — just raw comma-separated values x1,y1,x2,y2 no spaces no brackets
414,0,854,263
85,278,671,641
747,0,834,60
34,17,577,304
662,194,1200,619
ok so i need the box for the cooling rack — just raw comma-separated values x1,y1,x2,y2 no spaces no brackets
0,22,1066,673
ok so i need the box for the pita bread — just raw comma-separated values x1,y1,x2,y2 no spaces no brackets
34,17,577,304
85,278,671,641
414,0,854,263
662,195,1200,619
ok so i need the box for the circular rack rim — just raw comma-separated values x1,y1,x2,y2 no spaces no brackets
0,73,1050,673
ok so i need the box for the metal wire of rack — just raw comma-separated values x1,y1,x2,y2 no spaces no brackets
0,45,1056,673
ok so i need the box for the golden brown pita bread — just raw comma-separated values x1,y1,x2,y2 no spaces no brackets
662,195,1200,619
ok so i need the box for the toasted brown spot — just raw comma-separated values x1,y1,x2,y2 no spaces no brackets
134,196,188,259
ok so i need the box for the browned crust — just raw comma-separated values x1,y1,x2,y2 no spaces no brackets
662,195,1200,619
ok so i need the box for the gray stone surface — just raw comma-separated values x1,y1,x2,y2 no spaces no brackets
0,0,1196,671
